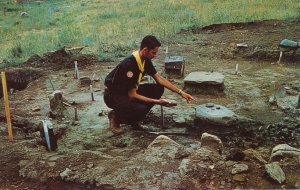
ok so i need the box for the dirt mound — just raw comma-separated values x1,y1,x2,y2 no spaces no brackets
24,48,99,70
0,67,43,98
181,19,300,62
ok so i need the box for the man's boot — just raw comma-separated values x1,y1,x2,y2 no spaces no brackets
108,111,124,134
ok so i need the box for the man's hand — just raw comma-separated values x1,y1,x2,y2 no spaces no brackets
158,99,177,107
180,91,194,103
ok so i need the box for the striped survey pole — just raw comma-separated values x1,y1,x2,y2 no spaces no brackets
1,72,13,142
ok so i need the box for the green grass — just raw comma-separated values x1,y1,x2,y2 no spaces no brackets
0,0,299,66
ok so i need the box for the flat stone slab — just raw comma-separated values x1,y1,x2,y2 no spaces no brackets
184,72,225,94
184,72,224,84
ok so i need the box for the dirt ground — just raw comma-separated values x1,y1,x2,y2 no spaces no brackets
0,19,299,189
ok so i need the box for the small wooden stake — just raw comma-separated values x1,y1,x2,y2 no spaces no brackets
297,93,300,109
160,105,164,130
74,107,78,121
90,84,95,101
1,72,13,142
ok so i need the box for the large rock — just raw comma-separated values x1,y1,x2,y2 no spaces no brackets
184,71,225,94
145,135,183,163
200,132,223,154
270,144,300,162
49,90,65,118
226,148,245,161
194,103,252,134
265,162,286,184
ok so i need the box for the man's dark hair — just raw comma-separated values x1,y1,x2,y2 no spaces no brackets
140,35,161,50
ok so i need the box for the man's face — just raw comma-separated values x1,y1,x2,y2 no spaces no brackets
144,47,159,59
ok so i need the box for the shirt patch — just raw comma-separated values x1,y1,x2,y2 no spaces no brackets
127,71,133,78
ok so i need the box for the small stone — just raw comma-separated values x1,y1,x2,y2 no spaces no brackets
87,163,94,168
72,121,79,126
231,163,249,174
233,174,246,182
236,43,248,48
283,117,290,122
20,12,29,18
48,162,56,167
295,180,300,189
98,111,106,116
173,116,186,124
32,106,41,112
207,30,213,34
71,100,77,105
60,168,71,179
279,39,298,48
269,96,276,104
225,161,236,167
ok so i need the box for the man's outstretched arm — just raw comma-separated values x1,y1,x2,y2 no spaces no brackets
128,87,172,106
153,73,194,103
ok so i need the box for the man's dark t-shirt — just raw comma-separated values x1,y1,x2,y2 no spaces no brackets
105,54,157,95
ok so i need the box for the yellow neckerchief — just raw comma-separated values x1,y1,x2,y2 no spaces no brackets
132,50,145,84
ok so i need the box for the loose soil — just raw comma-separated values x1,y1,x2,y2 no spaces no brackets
0,19,299,189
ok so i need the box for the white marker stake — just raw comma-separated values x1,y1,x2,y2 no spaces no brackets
76,66,80,80
74,61,78,79
43,121,51,151
277,51,283,64
235,64,239,75
165,46,168,57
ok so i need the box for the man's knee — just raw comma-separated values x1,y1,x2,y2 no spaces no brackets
115,104,149,124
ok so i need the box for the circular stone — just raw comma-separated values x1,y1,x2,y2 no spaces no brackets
194,103,240,133
196,103,235,120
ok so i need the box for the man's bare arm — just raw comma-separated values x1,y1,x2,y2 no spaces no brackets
153,73,194,103
128,88,171,105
